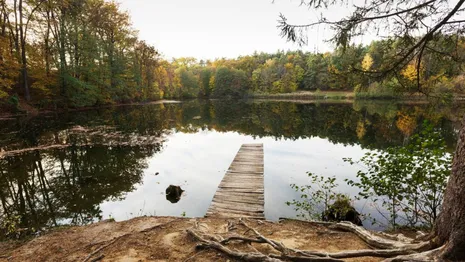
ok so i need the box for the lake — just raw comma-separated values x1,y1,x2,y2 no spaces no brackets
0,100,463,232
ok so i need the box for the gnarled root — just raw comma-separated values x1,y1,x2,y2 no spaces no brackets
187,218,438,262
187,228,282,262
329,222,432,251
382,247,443,262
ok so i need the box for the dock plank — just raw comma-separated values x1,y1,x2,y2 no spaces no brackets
206,144,265,219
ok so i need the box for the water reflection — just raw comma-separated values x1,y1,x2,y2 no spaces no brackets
0,100,463,235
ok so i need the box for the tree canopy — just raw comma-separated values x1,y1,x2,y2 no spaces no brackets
278,0,465,260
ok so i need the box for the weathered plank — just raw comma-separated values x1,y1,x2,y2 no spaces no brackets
206,144,265,219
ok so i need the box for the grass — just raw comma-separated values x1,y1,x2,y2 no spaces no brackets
250,91,354,100
354,91,401,100
250,90,461,102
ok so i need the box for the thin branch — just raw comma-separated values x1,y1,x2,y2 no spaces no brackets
444,19,465,24
280,0,436,30
23,0,46,42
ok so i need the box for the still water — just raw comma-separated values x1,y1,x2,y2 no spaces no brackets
0,100,463,232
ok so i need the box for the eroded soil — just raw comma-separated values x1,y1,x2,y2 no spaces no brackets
0,217,383,262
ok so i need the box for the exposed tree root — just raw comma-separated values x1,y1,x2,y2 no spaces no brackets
382,247,443,262
81,233,131,262
89,254,105,262
329,222,432,251
187,218,440,262
187,228,282,262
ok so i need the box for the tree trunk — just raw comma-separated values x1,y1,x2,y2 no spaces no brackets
18,0,30,101
435,116,465,260
45,7,51,76
59,7,67,99
1,6,6,37
73,23,79,79
109,31,116,88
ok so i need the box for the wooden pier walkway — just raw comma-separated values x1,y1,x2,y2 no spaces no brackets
206,144,265,219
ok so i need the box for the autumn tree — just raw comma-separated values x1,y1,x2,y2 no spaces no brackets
0,0,161,108
212,67,248,98
279,0,465,260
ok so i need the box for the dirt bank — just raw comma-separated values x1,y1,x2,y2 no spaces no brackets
0,217,384,262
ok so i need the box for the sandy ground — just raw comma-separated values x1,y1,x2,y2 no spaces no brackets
0,217,384,262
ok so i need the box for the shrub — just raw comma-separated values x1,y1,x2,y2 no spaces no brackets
286,173,359,222
344,121,451,229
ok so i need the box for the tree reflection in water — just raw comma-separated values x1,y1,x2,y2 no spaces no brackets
0,100,463,238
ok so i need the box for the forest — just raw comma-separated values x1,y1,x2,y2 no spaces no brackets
2,0,465,260
2,0,465,112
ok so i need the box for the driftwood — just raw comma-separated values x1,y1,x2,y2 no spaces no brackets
0,137,163,159
0,144,69,158
187,218,440,262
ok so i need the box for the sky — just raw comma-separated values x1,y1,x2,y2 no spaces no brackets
117,0,465,60
118,0,354,60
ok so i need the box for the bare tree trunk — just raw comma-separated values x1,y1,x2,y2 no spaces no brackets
18,0,30,101
45,5,51,76
435,116,465,260
1,1,6,37
59,6,67,99
73,23,79,78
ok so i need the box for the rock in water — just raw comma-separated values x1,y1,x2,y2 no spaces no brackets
166,185,185,203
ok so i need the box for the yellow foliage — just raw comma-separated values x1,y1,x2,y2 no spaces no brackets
396,112,417,137
265,59,276,68
328,64,339,74
0,36,20,99
362,53,374,71
401,62,423,82
356,120,367,139
209,76,215,90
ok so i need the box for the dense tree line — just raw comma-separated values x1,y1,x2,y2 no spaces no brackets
158,36,465,99
0,0,161,109
1,0,465,109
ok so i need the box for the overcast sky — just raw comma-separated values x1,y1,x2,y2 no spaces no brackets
118,0,357,60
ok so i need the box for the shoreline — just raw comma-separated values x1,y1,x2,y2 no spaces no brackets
2,93,464,120
0,99,181,119
249,91,465,101
0,216,389,262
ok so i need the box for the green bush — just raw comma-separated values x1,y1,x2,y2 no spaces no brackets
344,121,451,229
286,173,356,221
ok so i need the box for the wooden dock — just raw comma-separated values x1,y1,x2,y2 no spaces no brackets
206,144,265,219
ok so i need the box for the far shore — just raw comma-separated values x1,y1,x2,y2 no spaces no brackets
250,90,465,101
2,92,464,119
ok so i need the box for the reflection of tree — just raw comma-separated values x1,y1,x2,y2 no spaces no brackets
0,100,462,237
0,143,161,237
174,101,459,151
1,101,461,153
396,112,418,138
